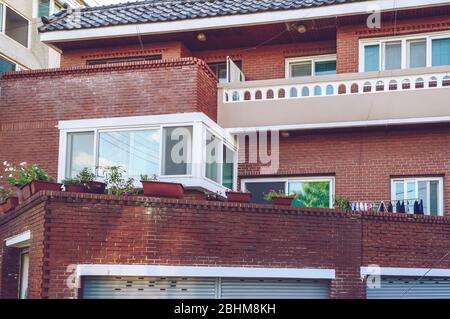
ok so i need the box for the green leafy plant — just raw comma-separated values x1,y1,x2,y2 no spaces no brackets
140,174,158,182
62,177,81,185
77,168,96,183
334,196,351,209
0,188,14,203
263,189,296,201
293,182,330,208
1,161,52,187
100,166,138,196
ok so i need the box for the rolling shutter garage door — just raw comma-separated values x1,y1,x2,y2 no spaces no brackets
220,278,330,299
367,277,450,299
82,276,330,299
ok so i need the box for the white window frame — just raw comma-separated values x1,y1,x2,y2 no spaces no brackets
0,2,31,49
58,113,238,195
33,0,62,18
0,53,26,72
285,54,337,79
390,177,444,216
359,30,450,72
241,176,335,208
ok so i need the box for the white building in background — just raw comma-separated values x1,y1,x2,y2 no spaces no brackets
0,0,87,75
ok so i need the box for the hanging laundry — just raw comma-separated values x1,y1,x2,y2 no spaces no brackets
418,199,424,215
413,200,419,214
400,201,406,213
379,201,385,212
387,202,393,213
396,201,401,213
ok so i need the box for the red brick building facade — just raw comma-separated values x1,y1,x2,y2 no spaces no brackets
1,0,450,299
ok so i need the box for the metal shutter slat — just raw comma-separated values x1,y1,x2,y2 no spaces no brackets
367,276,450,299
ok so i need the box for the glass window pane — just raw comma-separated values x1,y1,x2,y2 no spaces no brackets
418,181,428,214
0,57,15,76
364,45,380,72
315,60,336,76
245,181,285,204
66,132,94,178
432,38,450,66
394,182,404,201
222,146,234,189
406,181,416,213
409,40,427,68
289,181,331,208
290,62,312,77
162,126,192,175
38,0,51,17
205,131,220,183
98,130,160,177
385,42,402,70
430,181,439,216
5,7,29,47
0,4,3,33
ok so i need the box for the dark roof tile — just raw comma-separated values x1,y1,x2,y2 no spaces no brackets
39,0,369,33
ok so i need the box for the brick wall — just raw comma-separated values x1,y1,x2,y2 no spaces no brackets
2,191,450,299
194,40,336,81
0,199,46,299
60,41,191,67
238,125,450,215
0,58,217,181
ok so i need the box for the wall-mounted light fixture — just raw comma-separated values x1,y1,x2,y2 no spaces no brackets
197,33,207,42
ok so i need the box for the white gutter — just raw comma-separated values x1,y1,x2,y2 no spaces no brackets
40,0,450,43
224,116,450,134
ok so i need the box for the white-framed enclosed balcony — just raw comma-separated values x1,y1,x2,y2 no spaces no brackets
58,112,238,196
218,65,450,130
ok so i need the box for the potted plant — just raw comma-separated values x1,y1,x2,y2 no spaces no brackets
205,191,226,201
0,188,19,214
2,162,61,200
140,174,184,199
264,190,296,206
334,196,351,210
62,177,86,193
79,168,106,194
101,166,138,198
226,190,252,203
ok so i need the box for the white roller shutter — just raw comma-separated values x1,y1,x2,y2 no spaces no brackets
220,278,330,299
367,276,450,299
82,276,217,299
82,276,331,299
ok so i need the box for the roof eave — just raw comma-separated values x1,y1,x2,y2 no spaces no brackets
40,0,450,44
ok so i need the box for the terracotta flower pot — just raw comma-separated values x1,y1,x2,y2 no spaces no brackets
0,197,19,214
141,181,184,199
84,181,106,194
226,191,252,203
21,181,62,200
64,184,87,193
271,197,293,206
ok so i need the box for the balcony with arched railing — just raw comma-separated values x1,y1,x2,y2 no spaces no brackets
218,66,450,130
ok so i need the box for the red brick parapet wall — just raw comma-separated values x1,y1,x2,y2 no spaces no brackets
2,191,450,299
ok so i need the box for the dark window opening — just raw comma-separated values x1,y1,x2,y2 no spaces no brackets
5,7,29,47
86,55,162,65
208,61,242,84
244,181,286,205
0,57,16,76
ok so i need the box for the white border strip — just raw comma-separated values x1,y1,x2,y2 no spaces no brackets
361,267,450,278
5,230,31,248
225,116,450,134
77,264,336,280
40,0,450,43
